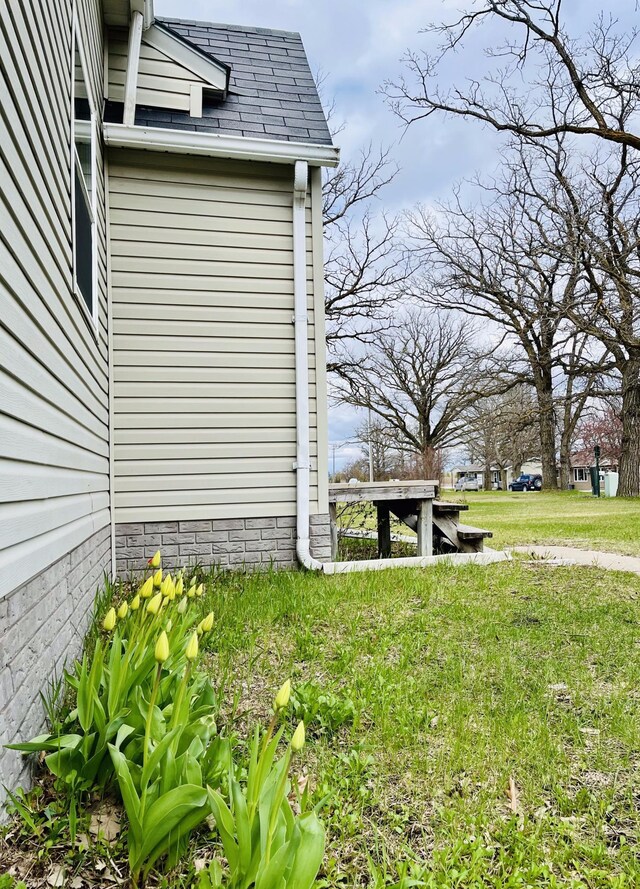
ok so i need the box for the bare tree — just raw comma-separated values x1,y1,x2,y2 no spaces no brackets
385,1,640,152
333,309,492,479
322,146,413,360
463,386,541,485
507,134,640,494
405,169,586,489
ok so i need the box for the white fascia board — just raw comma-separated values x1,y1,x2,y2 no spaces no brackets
103,123,340,167
147,23,228,92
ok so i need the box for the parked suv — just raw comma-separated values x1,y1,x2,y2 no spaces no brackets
509,474,542,491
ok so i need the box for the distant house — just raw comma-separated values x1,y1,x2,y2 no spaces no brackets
0,0,337,800
570,449,619,491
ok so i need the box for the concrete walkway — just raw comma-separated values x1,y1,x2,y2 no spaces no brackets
510,545,640,576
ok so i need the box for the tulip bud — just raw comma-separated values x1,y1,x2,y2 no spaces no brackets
140,576,154,599
130,594,141,611
155,631,169,663
185,631,199,661
175,577,184,597
103,607,116,632
291,720,305,752
149,550,161,568
187,585,196,598
177,597,187,614
274,679,291,711
161,575,176,600
147,592,162,615
196,620,204,635
153,569,163,588
196,583,204,597
166,619,173,632
201,612,214,633
117,601,128,620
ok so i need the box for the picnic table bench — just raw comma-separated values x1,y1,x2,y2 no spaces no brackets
328,480,492,560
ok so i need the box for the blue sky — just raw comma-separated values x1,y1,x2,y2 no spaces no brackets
154,0,636,469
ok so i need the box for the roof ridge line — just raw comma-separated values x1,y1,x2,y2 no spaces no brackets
157,16,301,40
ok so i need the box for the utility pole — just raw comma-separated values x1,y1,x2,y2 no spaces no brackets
331,443,337,480
368,407,374,482
594,444,601,497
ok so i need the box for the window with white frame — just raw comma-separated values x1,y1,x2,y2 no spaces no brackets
573,467,588,482
72,22,97,324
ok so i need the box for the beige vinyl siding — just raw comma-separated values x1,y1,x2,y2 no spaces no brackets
109,150,324,524
107,28,207,112
0,0,110,599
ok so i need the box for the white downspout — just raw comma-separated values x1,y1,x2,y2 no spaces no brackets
292,160,324,571
291,162,509,574
123,9,144,126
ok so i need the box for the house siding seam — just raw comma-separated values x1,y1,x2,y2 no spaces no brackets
0,524,111,813
114,513,331,574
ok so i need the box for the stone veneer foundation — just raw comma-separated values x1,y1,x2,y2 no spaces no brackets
0,526,111,811
115,513,332,575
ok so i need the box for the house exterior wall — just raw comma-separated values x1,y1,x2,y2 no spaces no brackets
0,0,111,802
0,526,110,806
108,149,329,569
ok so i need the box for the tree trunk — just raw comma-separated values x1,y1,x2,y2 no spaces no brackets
536,377,559,490
618,357,640,497
559,430,573,490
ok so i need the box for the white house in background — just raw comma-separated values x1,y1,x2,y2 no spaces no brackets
0,0,337,801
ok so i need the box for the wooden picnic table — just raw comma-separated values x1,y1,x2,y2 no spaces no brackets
328,480,491,561
328,480,438,560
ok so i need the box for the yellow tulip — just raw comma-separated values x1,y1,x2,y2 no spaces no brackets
166,619,173,632
176,577,184,597
161,575,175,600
187,585,196,598
147,592,163,615
117,601,128,620
130,594,141,611
185,631,199,661
149,550,161,568
155,631,169,663
291,720,305,752
177,597,187,615
274,679,291,711
201,612,214,633
103,607,116,632
196,583,204,597
153,569,163,588
140,576,154,599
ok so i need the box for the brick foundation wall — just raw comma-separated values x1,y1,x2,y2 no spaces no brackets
0,526,111,811
115,513,332,575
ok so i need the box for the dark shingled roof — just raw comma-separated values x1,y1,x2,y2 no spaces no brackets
132,18,333,145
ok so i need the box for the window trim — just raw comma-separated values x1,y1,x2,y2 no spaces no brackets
71,7,99,335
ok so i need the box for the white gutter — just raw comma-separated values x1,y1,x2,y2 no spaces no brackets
122,10,143,126
103,123,340,168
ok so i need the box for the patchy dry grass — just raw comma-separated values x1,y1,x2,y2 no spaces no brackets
204,561,640,887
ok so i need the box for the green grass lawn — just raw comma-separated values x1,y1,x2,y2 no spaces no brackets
206,561,640,887
450,490,640,556
336,491,640,558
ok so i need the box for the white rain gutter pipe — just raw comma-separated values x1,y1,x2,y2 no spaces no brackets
291,162,509,574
